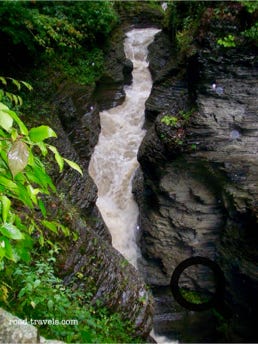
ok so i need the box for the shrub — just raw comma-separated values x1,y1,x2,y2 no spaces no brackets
161,115,178,127
217,34,236,48
0,1,118,85
0,77,82,268
0,248,139,343
0,1,118,54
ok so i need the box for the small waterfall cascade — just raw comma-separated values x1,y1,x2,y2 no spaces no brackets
88,28,160,267
89,27,177,344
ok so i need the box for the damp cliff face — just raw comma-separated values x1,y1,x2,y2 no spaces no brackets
133,28,258,342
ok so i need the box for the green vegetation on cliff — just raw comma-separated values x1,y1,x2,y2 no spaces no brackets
1,247,138,343
163,0,257,59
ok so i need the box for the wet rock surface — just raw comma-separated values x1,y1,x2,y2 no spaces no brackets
134,29,258,342
59,217,153,338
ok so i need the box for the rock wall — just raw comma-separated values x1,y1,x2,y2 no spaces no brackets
133,28,258,342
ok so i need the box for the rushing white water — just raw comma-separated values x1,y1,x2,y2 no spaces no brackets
89,28,160,267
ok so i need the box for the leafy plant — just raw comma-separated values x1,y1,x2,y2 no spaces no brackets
59,48,104,85
161,115,178,127
217,34,236,48
0,1,118,54
179,108,195,121
240,1,258,14
191,143,197,151
213,309,231,340
0,76,82,268
242,22,258,41
0,249,140,343
0,1,118,85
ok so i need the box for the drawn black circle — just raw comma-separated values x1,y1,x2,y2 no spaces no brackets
170,256,225,311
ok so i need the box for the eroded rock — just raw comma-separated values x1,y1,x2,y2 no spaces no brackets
134,28,258,342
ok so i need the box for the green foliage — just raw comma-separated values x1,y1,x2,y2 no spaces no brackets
180,288,210,304
0,1,118,54
217,34,236,48
59,48,104,85
161,109,194,125
191,144,197,151
163,1,205,56
240,1,258,43
0,77,82,267
179,108,195,121
0,77,32,106
0,249,140,343
213,309,231,340
242,22,258,41
241,1,258,14
0,1,118,85
161,115,178,127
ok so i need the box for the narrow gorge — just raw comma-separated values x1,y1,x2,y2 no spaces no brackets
33,9,258,344
0,2,257,343
89,28,160,268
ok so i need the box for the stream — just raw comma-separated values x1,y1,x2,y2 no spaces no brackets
88,27,180,344
89,28,160,268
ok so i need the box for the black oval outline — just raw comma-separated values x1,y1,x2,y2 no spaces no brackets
170,256,225,311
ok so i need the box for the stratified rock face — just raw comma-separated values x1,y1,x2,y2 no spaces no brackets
134,29,258,342
59,217,153,338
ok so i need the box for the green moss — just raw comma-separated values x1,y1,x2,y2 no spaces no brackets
180,288,210,304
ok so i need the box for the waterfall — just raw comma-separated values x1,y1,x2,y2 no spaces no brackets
88,28,160,267
89,27,177,344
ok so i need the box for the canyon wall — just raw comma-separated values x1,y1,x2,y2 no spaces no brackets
133,27,258,342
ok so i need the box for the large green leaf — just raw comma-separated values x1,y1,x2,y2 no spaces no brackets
7,109,28,135
64,158,83,175
28,164,56,192
48,145,64,172
0,195,11,222
0,176,18,193
15,181,34,208
29,125,57,142
38,199,47,218
0,223,24,240
20,80,33,91
0,237,16,261
8,141,29,177
0,103,13,132
42,220,58,233
0,77,7,86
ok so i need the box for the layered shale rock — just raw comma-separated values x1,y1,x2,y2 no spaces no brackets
134,28,258,342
